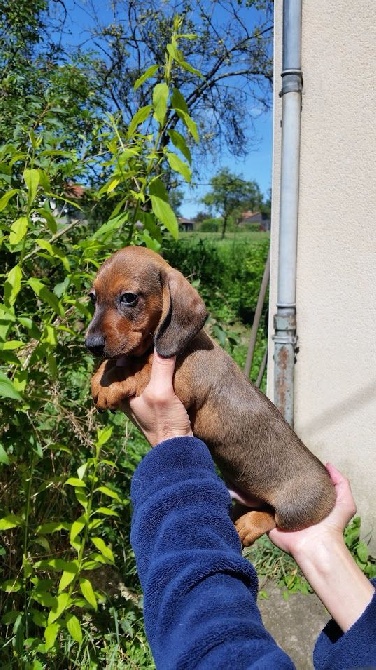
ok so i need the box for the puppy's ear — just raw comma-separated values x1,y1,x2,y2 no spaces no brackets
155,267,208,357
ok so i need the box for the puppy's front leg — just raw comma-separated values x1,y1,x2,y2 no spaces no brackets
91,355,153,410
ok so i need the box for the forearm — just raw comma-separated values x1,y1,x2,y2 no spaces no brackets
130,437,294,669
293,536,375,632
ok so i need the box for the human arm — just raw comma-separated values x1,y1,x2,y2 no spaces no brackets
128,353,294,669
269,465,376,668
127,352,376,669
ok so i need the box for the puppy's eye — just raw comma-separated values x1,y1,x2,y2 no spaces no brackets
88,291,96,304
119,292,138,306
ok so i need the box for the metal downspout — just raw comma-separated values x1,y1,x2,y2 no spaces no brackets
273,0,303,427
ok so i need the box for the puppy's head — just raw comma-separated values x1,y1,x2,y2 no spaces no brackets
85,246,208,359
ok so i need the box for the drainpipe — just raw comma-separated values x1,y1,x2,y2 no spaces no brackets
273,0,303,427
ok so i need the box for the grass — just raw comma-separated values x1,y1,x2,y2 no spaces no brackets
178,229,270,247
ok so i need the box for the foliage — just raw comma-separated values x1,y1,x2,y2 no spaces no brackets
164,233,269,325
163,233,269,383
198,217,220,232
344,516,376,579
60,0,273,162
244,535,312,598
201,167,265,238
0,24,200,667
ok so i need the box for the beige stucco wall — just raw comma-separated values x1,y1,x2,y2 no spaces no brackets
268,1,376,550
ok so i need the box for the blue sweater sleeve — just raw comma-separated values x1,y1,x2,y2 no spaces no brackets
313,577,376,669
130,436,295,670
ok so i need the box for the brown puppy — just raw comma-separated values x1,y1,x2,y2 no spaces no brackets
86,245,336,545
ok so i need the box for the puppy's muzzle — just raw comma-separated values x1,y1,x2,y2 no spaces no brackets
85,333,105,357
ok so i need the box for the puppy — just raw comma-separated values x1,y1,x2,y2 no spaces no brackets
85,245,336,545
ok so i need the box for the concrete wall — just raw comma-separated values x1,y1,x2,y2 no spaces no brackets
268,1,376,550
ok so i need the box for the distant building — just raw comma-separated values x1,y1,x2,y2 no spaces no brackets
178,216,195,232
239,210,270,231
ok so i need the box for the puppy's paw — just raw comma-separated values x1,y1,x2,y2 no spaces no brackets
91,358,153,411
234,510,276,547
91,360,136,410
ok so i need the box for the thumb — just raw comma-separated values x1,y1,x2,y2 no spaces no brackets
148,351,176,395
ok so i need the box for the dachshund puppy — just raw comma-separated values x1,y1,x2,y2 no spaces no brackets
85,246,335,545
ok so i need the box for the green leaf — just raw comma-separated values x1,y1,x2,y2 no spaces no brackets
77,463,87,480
4,265,22,306
9,216,28,246
35,207,57,233
171,87,189,115
1,610,20,625
165,151,191,182
36,522,69,535
70,517,86,544
0,305,16,322
168,129,191,162
1,579,22,592
65,477,86,488
28,277,64,317
66,613,82,643
35,240,71,271
41,324,57,347
48,593,70,625
356,542,369,563
90,213,128,240
153,83,169,125
0,444,9,465
79,578,97,610
0,340,24,351
0,188,18,212
23,168,40,205
150,196,178,239
38,168,51,192
58,570,76,593
0,514,22,530
96,426,113,447
91,537,114,563
74,487,89,511
127,104,153,138
171,89,199,141
95,507,120,518
95,485,121,502
149,177,168,201
44,620,59,650
134,64,158,90
167,44,202,77
0,373,23,401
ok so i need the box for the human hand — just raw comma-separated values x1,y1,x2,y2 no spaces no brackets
268,463,356,560
269,464,375,632
123,351,193,447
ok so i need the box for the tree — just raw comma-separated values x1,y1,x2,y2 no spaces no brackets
201,167,263,238
58,0,273,163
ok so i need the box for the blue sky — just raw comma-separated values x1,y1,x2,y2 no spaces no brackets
55,0,272,218
181,111,272,218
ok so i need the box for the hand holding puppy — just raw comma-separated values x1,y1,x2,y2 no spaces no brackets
124,352,193,447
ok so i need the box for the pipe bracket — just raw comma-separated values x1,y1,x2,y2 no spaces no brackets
279,69,303,97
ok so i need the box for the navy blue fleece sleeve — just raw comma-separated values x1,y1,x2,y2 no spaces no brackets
130,436,295,670
313,578,376,669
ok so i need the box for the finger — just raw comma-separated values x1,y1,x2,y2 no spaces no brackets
149,350,176,392
325,462,345,486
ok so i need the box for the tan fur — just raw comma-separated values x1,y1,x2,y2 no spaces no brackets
86,246,336,545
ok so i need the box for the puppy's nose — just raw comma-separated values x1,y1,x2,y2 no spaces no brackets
85,334,105,357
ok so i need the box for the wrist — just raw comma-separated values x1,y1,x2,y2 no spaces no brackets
292,532,374,632
291,529,344,572
153,428,193,447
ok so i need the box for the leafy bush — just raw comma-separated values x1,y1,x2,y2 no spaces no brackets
0,25,199,667
198,218,220,232
164,235,269,381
